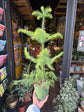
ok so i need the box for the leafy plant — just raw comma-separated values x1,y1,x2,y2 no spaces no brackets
18,6,63,100
53,76,79,112
6,81,15,96
14,81,32,103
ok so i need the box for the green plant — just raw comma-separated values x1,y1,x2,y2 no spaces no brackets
6,81,15,96
82,83,84,91
18,6,63,100
53,76,79,112
80,97,84,101
14,79,33,103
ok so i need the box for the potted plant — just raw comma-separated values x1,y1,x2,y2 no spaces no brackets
53,76,79,112
5,82,18,110
14,82,25,112
18,6,63,100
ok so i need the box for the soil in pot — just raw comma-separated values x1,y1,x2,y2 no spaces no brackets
19,102,25,112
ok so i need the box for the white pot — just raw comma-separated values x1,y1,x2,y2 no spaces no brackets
73,74,80,79
75,66,81,72
81,91,84,98
82,66,84,71
69,67,74,72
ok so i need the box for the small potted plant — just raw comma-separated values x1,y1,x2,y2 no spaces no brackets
53,76,79,112
18,6,63,100
14,82,25,112
5,82,18,110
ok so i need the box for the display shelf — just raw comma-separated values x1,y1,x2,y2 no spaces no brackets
72,61,84,63
70,71,84,74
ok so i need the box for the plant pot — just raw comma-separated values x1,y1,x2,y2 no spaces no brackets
34,84,49,101
19,102,25,112
24,94,31,103
69,67,74,72
73,74,80,79
81,101,84,111
81,91,84,98
75,66,81,72
6,95,18,109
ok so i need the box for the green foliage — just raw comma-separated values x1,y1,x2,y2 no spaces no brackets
18,6,63,100
53,76,79,112
6,81,15,96
80,97,84,101
32,6,52,20
14,80,32,102
82,83,84,91
18,28,63,45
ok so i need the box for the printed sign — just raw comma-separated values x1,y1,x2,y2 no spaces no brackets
0,40,6,51
0,24,5,37
0,55,7,67
77,31,84,52
0,7,4,21
0,83,4,97
0,67,7,81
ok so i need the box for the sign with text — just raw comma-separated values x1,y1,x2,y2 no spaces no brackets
77,31,84,52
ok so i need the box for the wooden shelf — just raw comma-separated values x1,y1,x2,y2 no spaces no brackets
70,71,84,74
72,61,84,63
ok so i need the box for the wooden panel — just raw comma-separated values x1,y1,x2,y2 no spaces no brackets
13,0,33,20
54,12,66,15
23,16,31,20
18,7,29,13
13,1,26,6
54,0,84,17
57,6,66,8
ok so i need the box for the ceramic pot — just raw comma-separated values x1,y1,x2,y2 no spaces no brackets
81,101,84,111
69,67,74,72
24,94,31,103
81,91,84,98
6,95,18,109
82,66,84,71
73,74,80,79
75,66,81,72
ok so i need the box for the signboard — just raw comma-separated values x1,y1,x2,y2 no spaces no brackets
77,31,84,52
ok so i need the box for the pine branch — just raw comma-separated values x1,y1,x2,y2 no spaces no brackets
18,29,34,37
51,52,63,64
24,47,36,63
32,6,52,20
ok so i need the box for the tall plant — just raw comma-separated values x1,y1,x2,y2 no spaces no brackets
18,6,63,100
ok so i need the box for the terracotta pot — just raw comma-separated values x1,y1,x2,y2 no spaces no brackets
24,94,31,103
19,102,25,112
